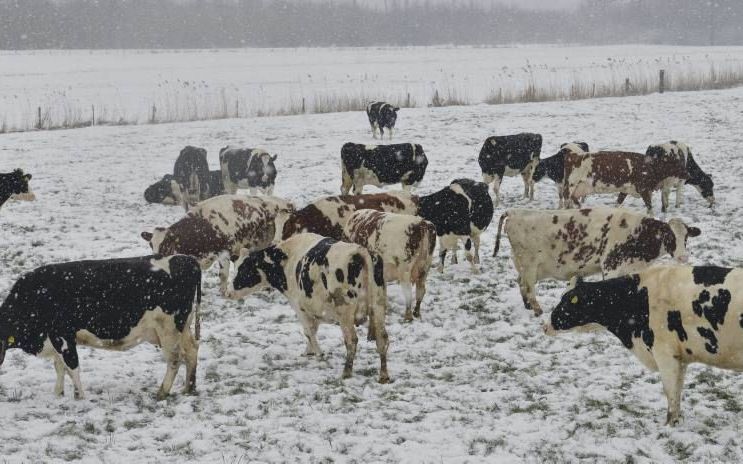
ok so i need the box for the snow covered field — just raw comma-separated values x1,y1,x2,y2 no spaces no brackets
1,85,743,462
3,45,743,132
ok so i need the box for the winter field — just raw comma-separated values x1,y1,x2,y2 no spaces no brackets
3,45,743,132
2,84,743,463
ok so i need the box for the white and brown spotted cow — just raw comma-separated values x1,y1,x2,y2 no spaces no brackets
493,207,701,315
279,192,418,241
546,265,743,425
645,141,715,209
225,233,390,383
141,195,294,293
344,210,436,321
564,149,688,213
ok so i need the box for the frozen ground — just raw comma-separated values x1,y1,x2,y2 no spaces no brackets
2,45,743,131
1,85,743,463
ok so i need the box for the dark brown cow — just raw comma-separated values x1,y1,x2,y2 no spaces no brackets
564,150,688,213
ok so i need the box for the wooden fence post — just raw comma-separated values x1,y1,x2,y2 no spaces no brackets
235,100,239,118
624,78,631,95
151,104,157,123
302,98,306,114
406,92,411,107
91,105,95,126
37,107,42,130
659,70,665,94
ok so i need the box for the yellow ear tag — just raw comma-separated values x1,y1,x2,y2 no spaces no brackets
570,296,579,304
7,336,15,344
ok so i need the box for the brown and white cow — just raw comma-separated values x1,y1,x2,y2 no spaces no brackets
546,265,743,425
141,195,294,293
564,149,688,213
645,141,715,209
344,210,436,321
225,233,390,383
493,207,701,315
279,192,418,241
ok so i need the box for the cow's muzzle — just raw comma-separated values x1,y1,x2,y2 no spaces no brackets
0,339,6,366
675,254,690,264
11,192,36,202
543,323,557,336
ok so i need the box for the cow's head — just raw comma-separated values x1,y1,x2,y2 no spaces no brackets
666,218,701,263
544,277,607,335
7,169,35,202
692,175,715,207
384,105,399,127
144,174,178,204
225,245,288,299
141,227,169,254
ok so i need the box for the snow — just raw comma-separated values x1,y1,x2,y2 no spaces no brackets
2,85,743,462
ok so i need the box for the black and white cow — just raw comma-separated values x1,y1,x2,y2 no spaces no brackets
341,143,428,195
174,146,211,211
546,265,743,425
645,141,714,208
0,255,201,400
144,171,224,205
219,146,278,195
478,133,543,206
418,179,494,272
366,101,399,139
533,142,589,208
0,169,35,209
225,233,390,383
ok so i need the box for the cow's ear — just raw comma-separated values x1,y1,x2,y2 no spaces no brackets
567,276,582,290
23,174,32,181
141,231,153,242
687,226,701,238
393,107,400,112
271,154,278,162
239,247,250,258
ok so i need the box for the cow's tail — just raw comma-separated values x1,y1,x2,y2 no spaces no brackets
363,251,386,342
194,277,202,341
493,212,508,257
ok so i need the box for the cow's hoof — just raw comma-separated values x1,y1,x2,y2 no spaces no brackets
74,391,84,401
403,315,414,323
378,374,391,384
156,390,168,401
532,308,543,317
342,370,353,379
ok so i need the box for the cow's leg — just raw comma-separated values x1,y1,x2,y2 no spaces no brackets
464,238,478,273
661,187,670,213
352,179,365,195
340,311,358,379
526,161,538,200
340,165,353,195
379,126,385,139
155,327,182,401
616,192,627,206
371,122,379,139
401,277,414,322
657,355,686,426
181,326,199,395
53,355,66,397
388,127,394,140
218,255,231,295
369,295,390,384
438,235,457,272
675,182,683,207
297,311,322,356
413,275,427,319
265,185,274,196
471,232,482,265
640,191,653,214
52,335,84,399
518,265,541,316
492,175,503,207
557,183,565,209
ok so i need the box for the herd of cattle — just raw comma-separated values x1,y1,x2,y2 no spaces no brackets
0,102,737,427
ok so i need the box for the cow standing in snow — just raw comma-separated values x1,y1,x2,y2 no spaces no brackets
141,195,294,294
0,169,35,209
493,207,701,315
366,101,399,139
344,210,436,321
546,265,743,425
645,141,714,209
340,143,428,195
225,233,390,383
478,133,542,206
0,255,201,400
219,146,278,195
532,142,589,208
173,145,211,211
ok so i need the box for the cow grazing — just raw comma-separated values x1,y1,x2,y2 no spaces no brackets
564,149,688,213
280,192,419,241
493,207,701,315
478,133,543,206
0,169,35,209
545,265,743,425
340,143,428,195
219,146,278,195
0,255,201,400
141,195,294,293
344,210,436,321
533,142,589,208
225,233,390,383
173,146,211,211
646,141,714,208
366,101,399,139
145,171,224,206
417,179,494,272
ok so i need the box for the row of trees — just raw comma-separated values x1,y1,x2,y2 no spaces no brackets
0,0,741,49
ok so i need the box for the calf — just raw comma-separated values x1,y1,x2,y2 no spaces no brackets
344,210,436,321
280,192,418,241
546,265,743,425
173,145,211,211
564,149,688,213
646,141,714,208
141,195,294,293
366,101,399,139
478,133,542,206
533,142,589,208
0,255,201,400
145,171,224,205
219,146,278,195
0,169,35,209
225,233,390,383
493,207,701,315
340,142,428,195
418,179,494,272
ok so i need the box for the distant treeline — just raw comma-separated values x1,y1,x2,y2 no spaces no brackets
0,0,741,49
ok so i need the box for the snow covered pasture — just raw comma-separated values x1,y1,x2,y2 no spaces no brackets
3,45,743,132
1,86,743,462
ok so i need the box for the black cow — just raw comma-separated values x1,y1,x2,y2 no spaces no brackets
341,142,428,195
417,179,494,272
645,141,714,208
174,146,210,211
219,146,278,195
0,169,35,209
532,142,589,208
0,255,201,400
478,133,543,206
145,171,224,205
366,101,400,139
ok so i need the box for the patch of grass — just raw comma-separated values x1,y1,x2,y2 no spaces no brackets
468,437,506,456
